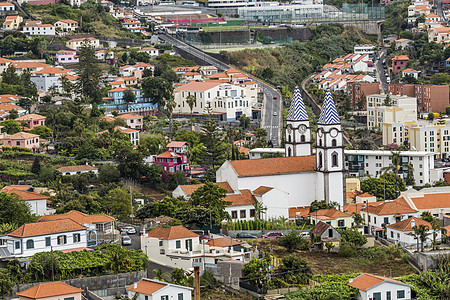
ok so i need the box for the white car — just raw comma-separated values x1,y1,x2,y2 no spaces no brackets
122,226,136,234
122,236,132,246
273,111,278,116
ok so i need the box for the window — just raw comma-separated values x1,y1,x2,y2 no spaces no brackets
372,292,381,300
160,249,165,254
301,135,305,142
46,237,51,247
64,297,75,300
161,296,169,300
386,291,391,300
178,293,184,300
391,231,394,238
384,217,389,225
57,235,67,245
240,210,246,218
73,233,81,243
328,228,333,237
145,296,148,300
159,240,163,247
332,153,338,167
250,209,255,218
176,240,181,249
338,220,344,227
319,152,323,168
374,217,377,224
231,211,237,219
332,139,337,146
397,290,405,298
26,239,34,249
15,241,20,249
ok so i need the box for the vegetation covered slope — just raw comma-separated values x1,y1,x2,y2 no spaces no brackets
226,24,377,91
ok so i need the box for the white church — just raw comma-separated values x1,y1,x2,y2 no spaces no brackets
175,88,345,220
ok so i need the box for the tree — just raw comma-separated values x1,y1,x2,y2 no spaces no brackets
107,187,131,220
381,151,413,198
141,77,173,107
339,228,367,248
430,73,450,85
31,157,41,175
90,103,102,118
105,245,133,274
1,65,20,85
76,40,102,103
430,218,442,250
383,94,392,106
98,164,121,183
200,115,228,181
0,119,20,134
361,173,406,200
417,224,431,252
170,268,189,286
421,211,433,222
138,136,166,156
278,254,312,285
122,89,136,103
153,268,169,281
428,112,435,121
189,182,230,224
253,200,267,220
0,192,35,226
29,126,52,139
239,114,250,130
186,94,196,127
357,92,366,111
279,231,309,251
166,97,176,136
18,97,36,112
325,241,334,253
8,110,18,120
115,147,144,180
405,163,415,186
242,257,273,293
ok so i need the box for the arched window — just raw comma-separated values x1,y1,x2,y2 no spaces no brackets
288,135,292,143
26,239,34,249
301,135,305,142
288,147,292,157
332,139,337,147
319,139,322,147
332,152,338,167
319,152,323,168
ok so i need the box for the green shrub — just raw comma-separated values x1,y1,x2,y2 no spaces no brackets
338,242,357,257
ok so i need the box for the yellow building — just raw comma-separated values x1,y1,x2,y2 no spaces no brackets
3,15,22,30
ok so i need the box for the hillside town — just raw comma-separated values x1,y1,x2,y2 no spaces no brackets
0,0,449,299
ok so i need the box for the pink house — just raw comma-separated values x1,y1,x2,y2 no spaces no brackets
55,50,78,64
17,281,82,300
116,113,143,129
3,132,40,150
392,55,409,73
155,141,189,174
15,113,46,130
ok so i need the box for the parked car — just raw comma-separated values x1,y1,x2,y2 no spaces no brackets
199,235,212,242
262,232,283,238
236,233,257,239
273,111,278,116
300,232,310,238
122,226,136,234
116,224,125,231
121,231,128,237
273,95,277,99
445,162,450,167
122,236,132,246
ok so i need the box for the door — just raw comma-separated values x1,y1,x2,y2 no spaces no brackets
185,239,192,251
386,291,391,300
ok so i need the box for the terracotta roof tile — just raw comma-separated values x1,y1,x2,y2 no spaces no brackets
224,189,255,206
361,201,417,216
8,219,87,237
174,81,223,92
348,273,410,291
358,192,374,198
116,113,141,119
387,217,431,231
401,193,450,210
310,208,351,219
228,156,316,177
206,237,243,247
289,206,310,218
252,186,273,196
2,188,48,201
17,282,83,299
38,210,114,224
167,141,187,148
147,225,198,240
15,114,46,121
311,221,331,235
156,151,181,159
0,103,22,111
179,182,233,196
57,165,97,173
127,279,166,295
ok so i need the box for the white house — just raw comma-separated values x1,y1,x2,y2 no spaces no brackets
127,278,192,300
0,219,93,258
114,126,140,146
140,226,248,270
396,186,450,219
95,50,114,61
386,216,440,249
138,47,159,58
57,165,98,176
30,66,76,93
54,19,78,34
309,208,353,229
0,2,15,11
22,21,55,36
402,68,420,79
360,200,419,236
2,186,49,216
66,37,100,50
225,189,256,221
252,186,289,219
348,273,412,300
39,210,115,234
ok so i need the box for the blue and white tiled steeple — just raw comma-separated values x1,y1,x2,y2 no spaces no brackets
318,90,340,125
287,86,308,121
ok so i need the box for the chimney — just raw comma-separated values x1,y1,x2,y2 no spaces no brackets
410,218,415,228
134,283,137,289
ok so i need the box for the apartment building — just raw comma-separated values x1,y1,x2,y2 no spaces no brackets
428,26,450,43
366,94,417,129
22,21,55,36
173,81,258,121
388,83,449,113
409,122,450,157
392,55,409,73
345,150,435,186
3,15,22,30
353,44,375,56
346,82,380,109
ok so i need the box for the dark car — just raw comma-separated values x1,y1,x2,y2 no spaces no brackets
445,163,450,167
273,96,277,99
262,232,283,238
236,233,257,239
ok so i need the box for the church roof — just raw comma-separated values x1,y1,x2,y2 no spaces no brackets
228,156,316,177
287,86,308,121
318,90,340,125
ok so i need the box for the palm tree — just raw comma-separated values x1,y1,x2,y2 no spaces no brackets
105,246,133,274
415,224,431,252
185,94,196,129
19,120,28,131
381,151,414,198
153,268,169,281
408,226,421,251
352,212,364,228
165,97,176,137
253,201,267,220
430,218,442,250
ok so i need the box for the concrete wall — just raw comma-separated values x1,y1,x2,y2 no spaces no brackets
8,270,147,299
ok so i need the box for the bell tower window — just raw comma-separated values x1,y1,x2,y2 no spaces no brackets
332,152,338,167
288,147,292,157
332,139,337,147
288,135,292,143
301,135,305,142
319,152,323,168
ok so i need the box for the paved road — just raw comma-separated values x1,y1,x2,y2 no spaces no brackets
159,34,282,146
376,48,388,94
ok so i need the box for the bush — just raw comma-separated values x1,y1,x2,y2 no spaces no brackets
279,231,309,251
338,242,357,257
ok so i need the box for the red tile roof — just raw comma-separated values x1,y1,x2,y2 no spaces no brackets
398,193,450,210
361,201,417,216
310,208,351,219
387,217,431,232
311,221,331,235
147,225,198,240
156,151,181,159
348,273,409,291
206,237,243,247
167,141,187,148
126,279,166,295
224,189,255,206
289,206,310,218
179,182,233,196
17,282,83,299
15,113,46,121
2,186,48,201
228,156,316,177
116,113,141,119
38,210,114,224
252,186,273,196
8,219,87,238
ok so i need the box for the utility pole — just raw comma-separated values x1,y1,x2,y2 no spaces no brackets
194,266,201,300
